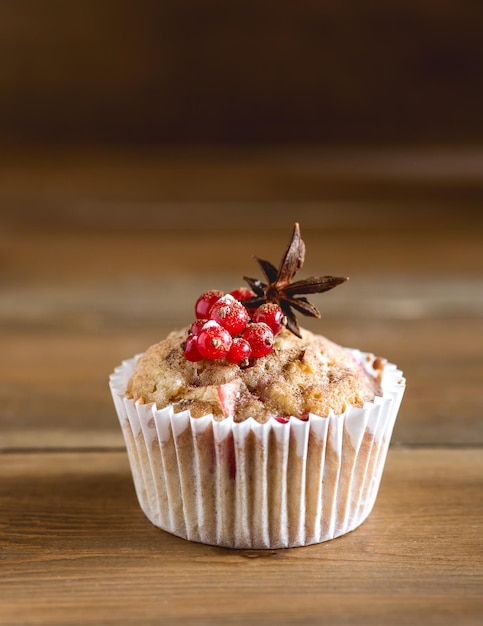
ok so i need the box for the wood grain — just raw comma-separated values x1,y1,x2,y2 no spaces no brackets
0,449,481,626
2,148,483,208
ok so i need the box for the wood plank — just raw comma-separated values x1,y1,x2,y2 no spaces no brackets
1,149,483,209
1,226,483,279
0,449,481,625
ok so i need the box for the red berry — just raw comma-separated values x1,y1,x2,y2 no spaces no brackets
227,337,252,364
230,287,256,301
197,321,233,359
274,416,289,424
242,322,274,358
190,319,208,336
230,287,257,317
184,334,203,361
209,294,249,336
195,290,224,320
253,303,285,335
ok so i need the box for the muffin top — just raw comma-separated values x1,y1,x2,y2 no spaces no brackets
127,223,385,422
127,326,383,423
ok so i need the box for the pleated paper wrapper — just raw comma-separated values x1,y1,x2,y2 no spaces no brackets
109,350,405,549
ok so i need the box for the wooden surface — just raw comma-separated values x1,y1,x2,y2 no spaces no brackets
1,148,482,625
1,450,482,626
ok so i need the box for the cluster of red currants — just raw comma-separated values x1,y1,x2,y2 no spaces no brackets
183,288,285,364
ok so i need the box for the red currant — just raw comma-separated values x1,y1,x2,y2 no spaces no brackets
209,294,249,336
183,334,203,361
230,287,256,301
197,321,233,360
195,290,224,320
242,322,274,358
230,287,257,317
253,303,284,335
190,319,208,336
227,337,251,364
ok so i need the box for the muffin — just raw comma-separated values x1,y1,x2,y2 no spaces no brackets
110,223,405,548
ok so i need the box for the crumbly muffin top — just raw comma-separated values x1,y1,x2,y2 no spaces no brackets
127,326,383,423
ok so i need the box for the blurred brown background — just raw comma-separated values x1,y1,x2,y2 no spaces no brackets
1,0,483,148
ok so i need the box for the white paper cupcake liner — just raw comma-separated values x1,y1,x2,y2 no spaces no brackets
109,350,405,549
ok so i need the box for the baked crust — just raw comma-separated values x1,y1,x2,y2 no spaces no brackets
127,326,382,422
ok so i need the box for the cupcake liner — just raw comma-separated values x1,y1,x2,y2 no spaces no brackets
109,350,405,549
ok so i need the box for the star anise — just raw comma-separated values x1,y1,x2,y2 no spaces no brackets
243,223,348,338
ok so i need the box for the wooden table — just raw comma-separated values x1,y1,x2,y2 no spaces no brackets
1,148,482,625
